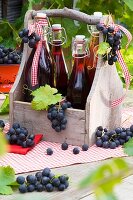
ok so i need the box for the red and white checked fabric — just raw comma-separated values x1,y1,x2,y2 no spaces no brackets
1,107,132,175
28,18,48,86
100,17,132,107
0,141,127,174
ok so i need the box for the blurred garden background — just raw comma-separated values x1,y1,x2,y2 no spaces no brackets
0,0,133,87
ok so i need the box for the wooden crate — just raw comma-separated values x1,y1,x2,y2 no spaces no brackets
9,8,123,146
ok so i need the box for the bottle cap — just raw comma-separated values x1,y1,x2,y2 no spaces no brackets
52,24,62,30
75,35,85,41
36,13,47,18
93,12,102,18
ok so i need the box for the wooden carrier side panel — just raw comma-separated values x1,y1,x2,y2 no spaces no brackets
13,101,86,145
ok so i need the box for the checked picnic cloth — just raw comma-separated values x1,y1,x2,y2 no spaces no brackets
1,107,132,174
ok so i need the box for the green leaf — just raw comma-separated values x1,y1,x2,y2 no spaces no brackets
0,166,15,187
0,94,9,114
0,36,3,43
0,185,13,195
8,181,19,186
0,131,7,156
123,138,133,156
79,158,129,192
95,189,118,200
123,0,133,11
97,42,110,55
31,85,62,110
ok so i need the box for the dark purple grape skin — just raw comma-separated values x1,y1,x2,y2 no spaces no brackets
96,23,104,31
96,139,103,147
102,141,109,148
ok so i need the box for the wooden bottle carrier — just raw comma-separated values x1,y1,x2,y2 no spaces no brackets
9,8,123,146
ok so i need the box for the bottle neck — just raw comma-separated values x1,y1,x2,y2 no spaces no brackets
89,33,99,47
52,29,62,42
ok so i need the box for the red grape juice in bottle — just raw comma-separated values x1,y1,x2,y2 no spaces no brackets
67,35,91,110
51,24,68,97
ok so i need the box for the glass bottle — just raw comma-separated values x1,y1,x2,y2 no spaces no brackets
24,13,53,102
51,24,68,97
85,12,102,88
67,35,90,110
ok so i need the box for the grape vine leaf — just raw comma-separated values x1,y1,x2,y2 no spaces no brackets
97,42,110,55
123,0,133,11
31,85,62,110
123,138,133,156
0,94,9,114
0,166,16,195
0,130,7,156
79,158,129,200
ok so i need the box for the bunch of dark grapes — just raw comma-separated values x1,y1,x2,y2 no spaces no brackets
95,125,133,149
47,101,71,132
16,167,69,193
96,23,122,65
19,28,41,48
6,122,35,148
0,45,22,64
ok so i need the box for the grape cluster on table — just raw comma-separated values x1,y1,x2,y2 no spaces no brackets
0,45,22,64
95,125,133,149
6,122,35,148
96,23,122,65
47,101,71,133
16,167,69,193
19,28,41,48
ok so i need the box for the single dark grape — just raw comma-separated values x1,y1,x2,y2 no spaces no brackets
130,125,133,132
67,101,71,108
73,147,80,154
45,183,54,192
41,176,50,185
26,139,34,147
115,139,120,147
52,178,60,187
19,31,24,38
22,36,29,43
28,134,35,140
82,144,89,151
115,127,122,134
42,168,51,177
61,118,67,125
97,126,103,131
46,148,53,155
36,183,44,192
126,131,133,137
23,28,29,36
34,34,41,42
119,139,125,145
26,175,37,184
64,180,69,188
101,134,109,142
95,130,102,137
52,119,59,127
10,134,17,143
61,102,68,110
104,128,108,132
19,133,26,141
108,58,114,65
0,120,5,128
58,184,65,191
35,172,42,181
60,124,66,130
102,141,109,148
102,28,108,35
108,26,114,33
120,132,127,139
16,176,25,184
57,112,64,121
96,139,103,147
96,23,104,31
55,126,61,132
109,141,116,149
22,141,27,148
19,184,27,193
49,172,55,179
51,110,58,118
29,38,36,48
27,184,35,192
126,136,131,142
61,142,68,150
